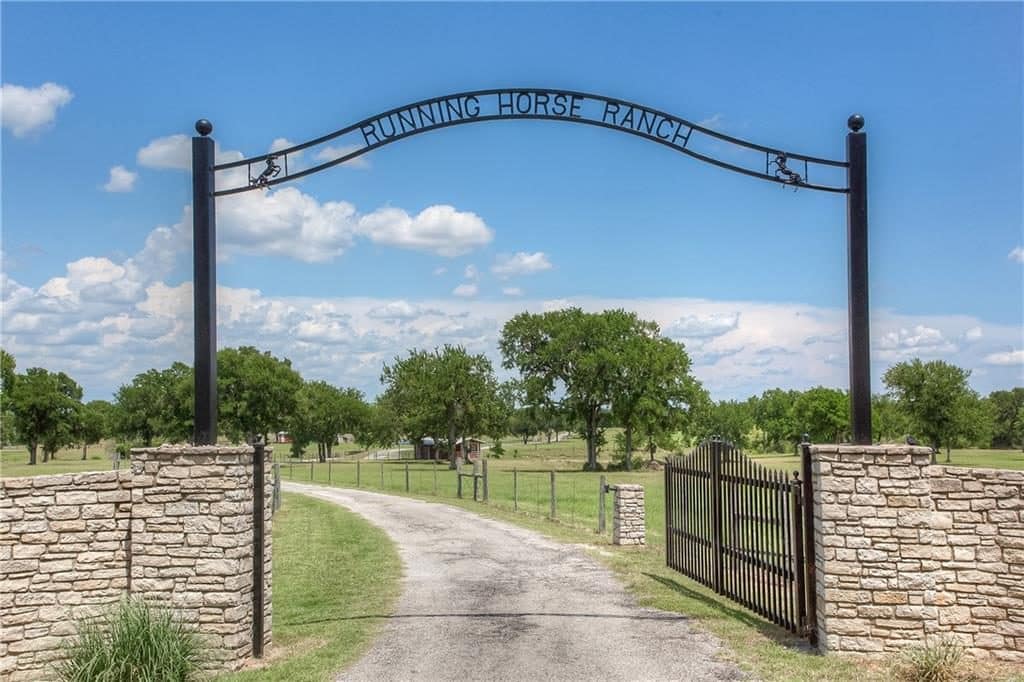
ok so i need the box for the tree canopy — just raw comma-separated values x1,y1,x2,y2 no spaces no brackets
883,359,978,459
380,345,506,467
500,308,700,470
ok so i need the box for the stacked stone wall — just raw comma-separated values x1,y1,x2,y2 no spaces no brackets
611,484,645,545
0,471,134,680
0,445,273,681
810,444,1023,662
928,465,1024,659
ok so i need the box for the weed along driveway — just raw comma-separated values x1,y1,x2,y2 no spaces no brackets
283,482,744,681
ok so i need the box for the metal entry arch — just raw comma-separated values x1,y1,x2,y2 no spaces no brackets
189,87,871,445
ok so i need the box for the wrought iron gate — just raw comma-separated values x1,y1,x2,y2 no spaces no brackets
664,438,817,641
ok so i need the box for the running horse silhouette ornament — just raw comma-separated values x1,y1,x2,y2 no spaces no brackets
189,88,870,445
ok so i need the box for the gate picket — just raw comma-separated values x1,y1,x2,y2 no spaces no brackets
664,438,815,639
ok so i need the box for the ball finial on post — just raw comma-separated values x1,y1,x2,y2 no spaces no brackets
195,119,213,136
847,114,865,132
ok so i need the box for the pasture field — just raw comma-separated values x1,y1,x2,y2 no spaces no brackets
220,492,402,682
278,450,1023,681
0,444,119,478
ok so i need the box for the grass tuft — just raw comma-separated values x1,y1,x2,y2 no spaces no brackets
892,637,971,682
56,597,204,682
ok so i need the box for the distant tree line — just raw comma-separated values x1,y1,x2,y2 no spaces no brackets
2,326,1021,468
0,347,376,464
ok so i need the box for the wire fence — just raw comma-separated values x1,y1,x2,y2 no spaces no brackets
277,458,618,539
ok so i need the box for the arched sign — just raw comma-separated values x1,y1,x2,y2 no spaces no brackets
190,88,870,445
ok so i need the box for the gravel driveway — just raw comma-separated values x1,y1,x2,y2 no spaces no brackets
284,482,745,682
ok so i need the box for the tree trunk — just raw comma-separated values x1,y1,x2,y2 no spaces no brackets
28,443,37,465
82,445,87,461
448,421,458,470
945,444,951,463
624,425,633,471
547,431,552,444
585,409,598,470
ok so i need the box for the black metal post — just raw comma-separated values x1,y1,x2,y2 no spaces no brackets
800,442,818,644
711,438,723,594
252,440,265,657
846,114,871,445
192,119,218,445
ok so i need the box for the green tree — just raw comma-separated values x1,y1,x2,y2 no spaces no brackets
77,400,115,460
354,400,401,451
871,393,911,444
218,347,303,443
10,368,83,464
500,308,658,470
380,345,503,468
883,359,977,461
610,335,700,470
288,381,369,461
696,399,754,448
791,387,849,444
509,407,541,445
114,363,192,446
986,388,1024,449
751,388,800,452
1,350,17,446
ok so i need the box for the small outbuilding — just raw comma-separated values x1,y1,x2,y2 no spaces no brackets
454,438,484,461
414,437,438,460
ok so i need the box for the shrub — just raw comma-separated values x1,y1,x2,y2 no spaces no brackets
56,598,205,682
891,636,969,682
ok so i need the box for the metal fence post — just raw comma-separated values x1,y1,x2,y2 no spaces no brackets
513,468,518,511
433,464,437,495
482,459,489,502
380,462,384,488
272,463,281,513
457,468,463,499
356,460,361,488
801,443,819,644
310,460,314,481
405,463,410,492
711,439,723,593
472,460,479,501
328,459,332,483
252,441,265,657
598,475,607,533
550,470,557,520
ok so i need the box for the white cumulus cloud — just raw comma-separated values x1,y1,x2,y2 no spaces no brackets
452,283,478,297
313,144,370,169
137,134,191,170
103,165,137,192
502,287,523,296
1,82,73,137
983,349,1023,366
666,312,740,339
876,325,957,357
1010,246,1024,264
358,205,493,257
492,252,553,279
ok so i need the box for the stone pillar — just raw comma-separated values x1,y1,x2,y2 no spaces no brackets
810,444,943,655
611,484,645,545
129,445,273,672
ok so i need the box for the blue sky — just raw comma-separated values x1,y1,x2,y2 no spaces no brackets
2,2,1021,403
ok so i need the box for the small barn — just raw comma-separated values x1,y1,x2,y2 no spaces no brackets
413,437,438,460
454,438,484,461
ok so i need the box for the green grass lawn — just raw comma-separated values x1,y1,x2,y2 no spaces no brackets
219,492,402,682
0,444,118,478
277,447,1024,681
